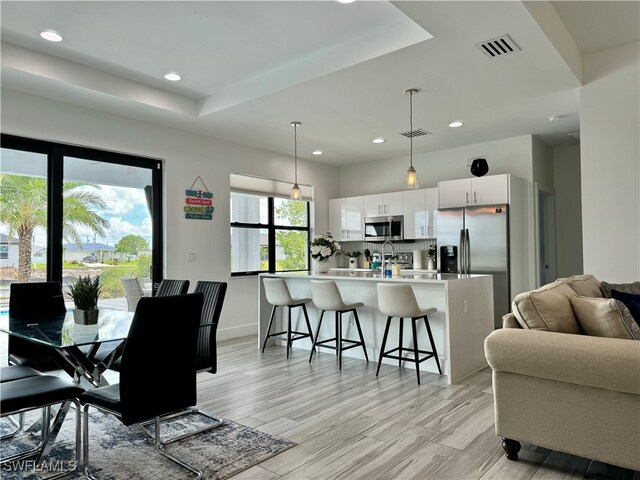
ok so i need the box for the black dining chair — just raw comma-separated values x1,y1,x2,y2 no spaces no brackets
1,372,84,476
80,293,204,479
0,365,43,440
138,281,228,443
8,282,67,372
155,279,190,296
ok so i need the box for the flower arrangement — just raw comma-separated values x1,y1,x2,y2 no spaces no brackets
310,232,341,261
343,251,361,258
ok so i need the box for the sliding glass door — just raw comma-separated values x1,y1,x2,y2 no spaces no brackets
0,134,163,310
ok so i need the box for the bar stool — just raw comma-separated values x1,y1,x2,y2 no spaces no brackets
376,283,442,385
262,278,314,358
309,280,368,370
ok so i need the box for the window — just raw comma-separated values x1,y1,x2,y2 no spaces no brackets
1,134,163,307
230,192,310,275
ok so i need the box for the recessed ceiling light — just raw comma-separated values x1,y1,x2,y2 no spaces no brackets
449,120,464,128
548,115,561,123
336,0,356,3
312,150,323,155
40,30,63,42
372,137,385,144
164,72,182,82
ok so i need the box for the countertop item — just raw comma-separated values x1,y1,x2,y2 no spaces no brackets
412,249,422,269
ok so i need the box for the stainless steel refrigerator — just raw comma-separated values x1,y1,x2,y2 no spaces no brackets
437,205,510,329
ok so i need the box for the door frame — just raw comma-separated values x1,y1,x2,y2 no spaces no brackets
534,182,557,287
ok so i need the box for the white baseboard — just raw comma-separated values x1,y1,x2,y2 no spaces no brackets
218,323,257,341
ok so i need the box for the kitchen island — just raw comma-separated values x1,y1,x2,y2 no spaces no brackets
258,270,494,384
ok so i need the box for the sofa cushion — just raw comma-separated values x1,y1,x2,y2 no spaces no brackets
600,280,640,298
562,274,603,297
570,296,640,340
611,290,640,327
512,282,582,333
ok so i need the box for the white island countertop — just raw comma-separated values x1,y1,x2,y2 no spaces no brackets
257,270,494,384
260,270,491,284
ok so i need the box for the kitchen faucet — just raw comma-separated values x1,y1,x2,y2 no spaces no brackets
381,239,395,276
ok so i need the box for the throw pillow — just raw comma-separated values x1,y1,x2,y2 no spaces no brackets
570,296,640,340
600,280,640,298
611,289,640,327
563,274,603,298
512,282,582,333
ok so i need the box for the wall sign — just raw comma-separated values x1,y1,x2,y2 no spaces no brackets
185,176,214,220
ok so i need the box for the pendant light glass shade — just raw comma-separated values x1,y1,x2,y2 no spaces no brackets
404,88,419,189
290,121,303,200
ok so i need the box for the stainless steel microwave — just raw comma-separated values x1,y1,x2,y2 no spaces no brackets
364,216,404,242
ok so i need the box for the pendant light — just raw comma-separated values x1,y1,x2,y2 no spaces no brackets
404,88,419,189
290,121,303,200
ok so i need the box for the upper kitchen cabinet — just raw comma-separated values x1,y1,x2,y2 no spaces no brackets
329,196,364,241
364,192,404,217
403,187,438,239
438,174,510,208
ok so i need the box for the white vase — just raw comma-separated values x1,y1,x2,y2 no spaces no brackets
348,257,358,269
313,258,331,274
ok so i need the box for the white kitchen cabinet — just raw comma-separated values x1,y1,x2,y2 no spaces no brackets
404,188,438,239
438,174,510,208
364,191,404,217
329,196,364,241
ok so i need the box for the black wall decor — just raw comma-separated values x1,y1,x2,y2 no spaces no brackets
470,158,489,177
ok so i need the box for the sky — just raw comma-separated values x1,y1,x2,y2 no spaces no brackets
29,184,152,249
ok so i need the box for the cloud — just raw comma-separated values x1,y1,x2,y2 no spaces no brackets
78,185,147,216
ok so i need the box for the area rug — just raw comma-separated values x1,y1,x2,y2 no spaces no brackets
1,409,295,479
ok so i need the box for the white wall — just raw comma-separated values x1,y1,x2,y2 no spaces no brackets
580,42,640,282
1,88,340,339
553,145,583,278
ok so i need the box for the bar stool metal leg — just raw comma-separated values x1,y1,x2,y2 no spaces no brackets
286,307,292,359
376,316,392,377
352,309,369,362
309,310,325,362
411,317,421,385
261,305,277,353
424,315,442,374
337,312,343,370
398,318,404,368
302,305,314,349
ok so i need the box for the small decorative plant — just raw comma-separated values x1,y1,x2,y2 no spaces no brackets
310,232,341,261
427,245,437,261
343,251,361,258
68,275,101,311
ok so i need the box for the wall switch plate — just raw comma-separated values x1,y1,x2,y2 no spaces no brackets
463,300,469,313
188,253,196,262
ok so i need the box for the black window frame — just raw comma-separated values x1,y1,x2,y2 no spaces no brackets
230,195,311,276
1,133,164,290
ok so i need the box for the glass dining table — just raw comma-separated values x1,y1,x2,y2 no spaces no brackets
0,308,134,388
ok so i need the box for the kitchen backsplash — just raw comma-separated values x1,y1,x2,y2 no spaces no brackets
336,239,437,268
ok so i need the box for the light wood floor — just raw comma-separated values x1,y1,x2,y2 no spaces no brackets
197,336,639,480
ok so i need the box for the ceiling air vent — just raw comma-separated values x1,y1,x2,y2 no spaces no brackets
475,35,521,58
400,128,431,138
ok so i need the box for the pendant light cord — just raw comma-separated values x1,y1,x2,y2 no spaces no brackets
294,123,298,184
409,91,413,169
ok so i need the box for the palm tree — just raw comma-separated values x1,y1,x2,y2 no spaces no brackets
0,174,108,282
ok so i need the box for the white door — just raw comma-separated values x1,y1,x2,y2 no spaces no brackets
438,178,471,208
328,198,345,241
382,192,404,216
344,196,364,240
363,194,383,217
425,187,438,238
471,174,509,206
403,189,426,239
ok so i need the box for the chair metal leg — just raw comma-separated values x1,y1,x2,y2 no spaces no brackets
398,317,404,368
334,313,339,357
309,310,325,362
286,307,292,359
352,309,369,362
338,312,343,370
376,317,392,377
411,317,421,385
154,417,203,479
302,304,314,347
424,315,442,374
139,407,223,445
0,412,24,440
261,305,277,353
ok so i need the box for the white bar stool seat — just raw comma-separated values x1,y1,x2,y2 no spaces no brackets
309,280,368,370
376,283,442,384
262,278,314,358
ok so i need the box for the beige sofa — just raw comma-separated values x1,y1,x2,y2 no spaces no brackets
484,275,640,471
